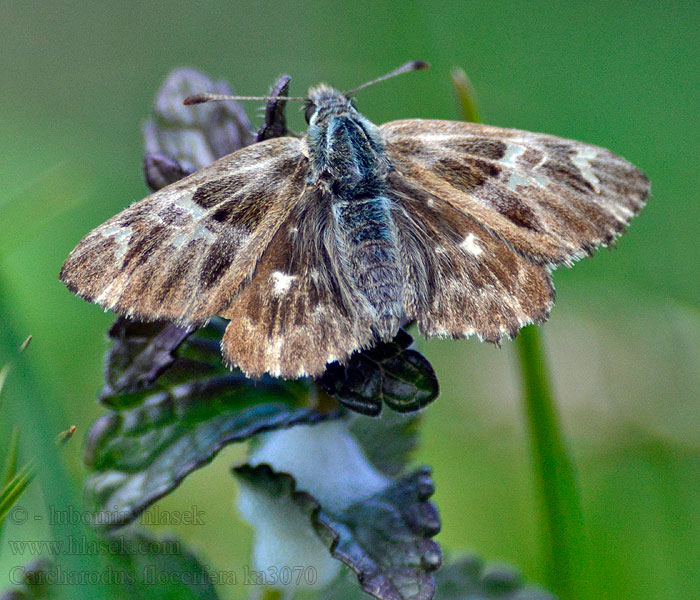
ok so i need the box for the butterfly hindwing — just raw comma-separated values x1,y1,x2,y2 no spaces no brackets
381,119,649,266
60,137,308,326
389,171,554,341
221,192,377,378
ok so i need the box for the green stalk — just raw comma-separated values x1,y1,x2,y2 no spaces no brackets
451,69,587,599
514,326,586,598
450,68,481,124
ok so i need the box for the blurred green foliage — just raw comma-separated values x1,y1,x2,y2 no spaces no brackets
0,1,698,599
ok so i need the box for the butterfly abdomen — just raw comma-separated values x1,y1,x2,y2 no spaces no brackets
332,193,402,336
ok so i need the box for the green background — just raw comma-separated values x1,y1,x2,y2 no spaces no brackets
1,1,698,599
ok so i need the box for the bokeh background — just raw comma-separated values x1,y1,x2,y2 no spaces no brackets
1,1,698,599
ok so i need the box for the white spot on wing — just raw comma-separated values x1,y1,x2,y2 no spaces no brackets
505,172,548,190
176,196,208,219
617,205,634,217
571,147,601,193
505,173,530,190
94,285,112,306
271,271,296,296
603,203,635,224
101,225,132,261
170,226,215,249
460,233,483,256
501,144,525,165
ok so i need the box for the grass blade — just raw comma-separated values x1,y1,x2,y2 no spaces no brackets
0,426,21,542
451,67,481,124
0,363,11,410
0,462,37,526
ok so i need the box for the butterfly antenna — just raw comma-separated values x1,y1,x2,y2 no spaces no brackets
343,60,430,97
184,93,308,105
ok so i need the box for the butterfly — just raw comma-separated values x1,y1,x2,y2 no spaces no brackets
59,61,649,379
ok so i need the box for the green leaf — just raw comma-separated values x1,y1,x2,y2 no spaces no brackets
320,329,439,416
434,555,557,600
0,336,31,411
99,317,200,408
1,427,20,487
0,363,12,406
85,319,332,529
0,426,21,542
234,463,441,600
105,529,221,600
1,342,34,543
348,411,422,477
320,555,557,600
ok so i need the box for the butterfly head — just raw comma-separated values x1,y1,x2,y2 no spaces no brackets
304,85,357,126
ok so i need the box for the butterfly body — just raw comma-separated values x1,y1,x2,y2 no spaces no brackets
305,85,402,340
60,77,648,379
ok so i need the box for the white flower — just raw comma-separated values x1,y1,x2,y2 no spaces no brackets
236,420,389,589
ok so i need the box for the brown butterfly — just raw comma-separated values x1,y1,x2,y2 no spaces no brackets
60,61,649,378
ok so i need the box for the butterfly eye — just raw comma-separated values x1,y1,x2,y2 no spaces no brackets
304,103,316,124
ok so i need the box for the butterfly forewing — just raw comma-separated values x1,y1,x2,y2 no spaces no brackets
380,119,648,266
60,137,307,327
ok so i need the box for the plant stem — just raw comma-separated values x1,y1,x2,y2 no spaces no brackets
515,325,587,599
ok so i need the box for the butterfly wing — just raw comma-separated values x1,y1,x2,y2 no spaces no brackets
60,137,310,326
381,119,649,340
389,172,555,341
220,191,377,378
61,136,376,378
382,119,648,264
